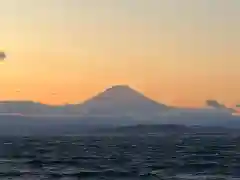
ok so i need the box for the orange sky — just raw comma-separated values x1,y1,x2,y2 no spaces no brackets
0,0,240,108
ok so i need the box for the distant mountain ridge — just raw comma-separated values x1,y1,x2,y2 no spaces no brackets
0,85,236,117
97,124,240,136
0,85,169,116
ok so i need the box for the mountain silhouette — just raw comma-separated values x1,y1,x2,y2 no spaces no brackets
0,85,169,116
0,85,235,118
79,85,169,116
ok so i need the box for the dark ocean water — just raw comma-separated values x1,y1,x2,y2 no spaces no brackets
0,134,240,179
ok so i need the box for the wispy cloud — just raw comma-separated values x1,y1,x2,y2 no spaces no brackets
206,100,237,113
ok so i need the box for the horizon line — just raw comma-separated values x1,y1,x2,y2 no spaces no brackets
0,85,238,110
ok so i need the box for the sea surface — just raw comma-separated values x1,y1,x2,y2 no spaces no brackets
0,133,240,179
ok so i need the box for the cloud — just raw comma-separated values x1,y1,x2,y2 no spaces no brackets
206,100,237,113
0,52,6,60
206,100,226,109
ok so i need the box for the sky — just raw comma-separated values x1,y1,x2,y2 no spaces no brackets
0,0,240,107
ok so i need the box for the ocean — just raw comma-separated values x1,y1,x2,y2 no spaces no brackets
0,134,239,179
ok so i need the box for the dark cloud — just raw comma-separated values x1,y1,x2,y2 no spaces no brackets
206,100,226,109
0,52,6,60
206,100,237,113
228,108,237,113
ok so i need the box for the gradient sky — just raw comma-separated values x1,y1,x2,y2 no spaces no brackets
0,0,240,107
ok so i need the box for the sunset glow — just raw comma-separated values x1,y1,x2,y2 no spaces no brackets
0,0,240,107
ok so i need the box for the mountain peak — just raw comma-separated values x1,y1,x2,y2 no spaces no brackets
103,85,138,94
109,85,130,89
80,85,168,116
105,85,132,92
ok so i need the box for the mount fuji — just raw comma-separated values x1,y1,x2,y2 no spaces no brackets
0,85,169,117
78,85,169,116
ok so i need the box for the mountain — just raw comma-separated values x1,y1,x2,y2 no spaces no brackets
78,85,169,116
0,85,169,116
0,101,50,115
97,124,240,136
0,85,236,120
0,101,79,116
